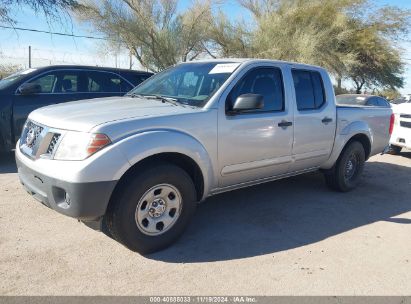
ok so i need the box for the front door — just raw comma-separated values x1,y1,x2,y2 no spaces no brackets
218,65,294,187
12,70,85,143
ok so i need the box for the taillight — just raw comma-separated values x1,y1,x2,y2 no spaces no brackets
87,133,111,155
389,113,395,135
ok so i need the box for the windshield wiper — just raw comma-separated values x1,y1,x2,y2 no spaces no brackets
144,95,184,107
127,93,146,98
127,93,189,107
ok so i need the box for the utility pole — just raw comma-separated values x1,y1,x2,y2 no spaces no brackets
28,46,31,68
129,50,132,69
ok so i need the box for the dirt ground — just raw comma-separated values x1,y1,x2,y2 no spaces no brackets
1,152,410,295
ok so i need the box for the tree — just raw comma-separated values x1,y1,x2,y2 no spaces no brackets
0,0,80,24
208,0,360,81
209,0,409,93
0,52,22,78
74,0,214,72
208,11,252,58
377,88,402,101
344,5,409,93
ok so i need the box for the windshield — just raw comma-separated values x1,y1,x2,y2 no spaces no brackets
336,95,368,106
128,62,240,107
0,68,37,90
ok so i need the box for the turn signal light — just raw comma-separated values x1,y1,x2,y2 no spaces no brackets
87,134,111,155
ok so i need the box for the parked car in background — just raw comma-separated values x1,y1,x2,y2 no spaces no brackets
389,102,411,154
0,65,153,152
16,59,393,253
336,94,391,107
391,96,410,105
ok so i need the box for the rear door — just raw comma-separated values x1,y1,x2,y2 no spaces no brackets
12,69,84,142
84,70,134,98
290,68,336,172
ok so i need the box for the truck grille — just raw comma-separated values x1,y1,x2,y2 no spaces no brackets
400,114,411,119
21,121,44,148
400,121,411,128
19,120,61,159
46,133,61,154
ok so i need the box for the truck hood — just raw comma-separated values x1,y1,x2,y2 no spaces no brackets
29,96,200,132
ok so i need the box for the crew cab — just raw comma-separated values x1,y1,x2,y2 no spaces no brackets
389,102,411,154
0,65,153,152
16,59,393,253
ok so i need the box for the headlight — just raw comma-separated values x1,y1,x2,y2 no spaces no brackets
54,131,111,161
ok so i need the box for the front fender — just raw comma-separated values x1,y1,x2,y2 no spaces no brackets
115,130,214,200
321,121,373,170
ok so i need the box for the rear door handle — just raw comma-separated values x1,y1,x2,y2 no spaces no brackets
278,120,293,128
322,117,333,124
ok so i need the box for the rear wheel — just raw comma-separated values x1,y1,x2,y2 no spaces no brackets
387,144,402,155
105,163,197,254
323,141,365,192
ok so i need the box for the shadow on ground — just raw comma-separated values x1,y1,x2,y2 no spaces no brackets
149,160,411,263
0,152,17,174
1,150,410,263
398,151,411,159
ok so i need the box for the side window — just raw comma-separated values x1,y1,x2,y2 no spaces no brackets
292,70,325,111
228,67,284,112
86,71,131,93
27,73,57,93
376,97,389,107
60,74,78,92
25,71,81,93
366,97,379,106
134,74,151,86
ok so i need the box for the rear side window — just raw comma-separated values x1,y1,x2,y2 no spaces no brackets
86,71,132,93
292,70,325,110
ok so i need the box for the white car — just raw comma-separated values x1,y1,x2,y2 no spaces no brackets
389,102,411,154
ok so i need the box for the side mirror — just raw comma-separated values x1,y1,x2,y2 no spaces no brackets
231,94,264,113
18,83,41,95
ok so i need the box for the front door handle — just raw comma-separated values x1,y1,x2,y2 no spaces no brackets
278,120,293,128
322,117,333,124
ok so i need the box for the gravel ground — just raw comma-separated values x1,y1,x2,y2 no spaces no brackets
0,152,410,295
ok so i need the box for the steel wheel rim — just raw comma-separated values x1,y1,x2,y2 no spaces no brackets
135,183,182,236
344,153,359,181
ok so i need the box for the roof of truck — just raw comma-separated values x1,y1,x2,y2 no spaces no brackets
188,58,324,70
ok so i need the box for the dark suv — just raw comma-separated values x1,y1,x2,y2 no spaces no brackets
0,65,153,152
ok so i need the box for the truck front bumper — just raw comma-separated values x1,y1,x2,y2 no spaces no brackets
16,151,117,221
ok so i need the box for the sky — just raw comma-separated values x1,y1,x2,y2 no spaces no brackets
0,0,411,94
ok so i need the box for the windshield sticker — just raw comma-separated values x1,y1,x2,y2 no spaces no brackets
20,68,37,75
209,63,240,74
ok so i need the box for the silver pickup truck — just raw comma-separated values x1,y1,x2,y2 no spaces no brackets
16,59,393,253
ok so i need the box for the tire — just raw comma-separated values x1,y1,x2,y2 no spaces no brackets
323,141,365,192
105,163,197,254
387,144,402,155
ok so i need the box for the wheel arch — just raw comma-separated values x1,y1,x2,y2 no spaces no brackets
110,152,205,205
345,133,371,160
321,131,372,170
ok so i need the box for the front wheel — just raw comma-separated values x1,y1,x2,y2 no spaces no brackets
105,163,197,254
323,141,365,192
